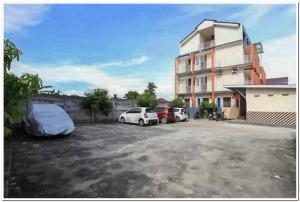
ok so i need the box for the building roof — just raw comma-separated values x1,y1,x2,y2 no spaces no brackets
157,98,169,103
266,77,289,85
179,19,241,44
224,84,296,94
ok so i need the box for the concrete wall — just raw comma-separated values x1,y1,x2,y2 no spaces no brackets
246,88,296,127
214,25,242,46
215,43,244,67
214,69,245,91
180,33,201,55
29,94,137,124
246,88,296,112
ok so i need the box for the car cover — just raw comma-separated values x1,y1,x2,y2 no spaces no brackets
24,104,75,137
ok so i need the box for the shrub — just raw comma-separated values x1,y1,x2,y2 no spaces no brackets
169,97,185,108
80,88,113,116
136,93,157,107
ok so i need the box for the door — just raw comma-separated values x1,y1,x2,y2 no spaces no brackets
126,108,136,123
132,108,142,123
217,97,221,107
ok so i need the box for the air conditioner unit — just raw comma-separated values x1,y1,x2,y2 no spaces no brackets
217,70,223,75
232,68,238,74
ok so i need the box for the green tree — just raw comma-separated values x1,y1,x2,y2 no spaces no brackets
124,90,139,100
144,82,157,96
4,39,44,137
136,93,157,107
80,88,113,116
169,97,185,108
4,39,23,73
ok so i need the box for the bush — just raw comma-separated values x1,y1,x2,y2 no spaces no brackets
80,88,113,116
136,93,157,107
4,39,44,137
169,97,185,108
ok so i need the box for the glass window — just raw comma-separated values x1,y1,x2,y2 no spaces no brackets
146,108,155,113
174,108,180,112
135,108,142,113
223,97,231,107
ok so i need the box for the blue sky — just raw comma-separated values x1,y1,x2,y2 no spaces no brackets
4,4,297,99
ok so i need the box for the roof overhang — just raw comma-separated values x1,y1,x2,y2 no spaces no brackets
224,84,296,95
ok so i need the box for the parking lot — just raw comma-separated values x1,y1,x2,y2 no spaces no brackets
5,119,296,198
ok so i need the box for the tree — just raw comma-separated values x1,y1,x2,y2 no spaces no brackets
124,90,139,100
4,39,23,73
80,88,113,117
144,82,157,96
4,39,44,137
170,97,185,108
136,93,157,107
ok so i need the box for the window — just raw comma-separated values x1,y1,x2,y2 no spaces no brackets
282,94,289,96
174,108,180,112
268,94,274,97
187,59,191,65
254,94,260,97
223,97,231,107
154,107,164,112
146,108,155,113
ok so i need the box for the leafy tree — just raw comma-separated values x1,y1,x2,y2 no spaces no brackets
4,39,44,137
124,90,139,100
144,82,157,96
136,93,157,107
4,39,23,73
80,88,113,116
170,97,185,108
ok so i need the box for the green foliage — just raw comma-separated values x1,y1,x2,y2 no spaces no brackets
4,39,44,137
80,88,113,116
170,97,185,108
136,93,157,107
144,82,157,96
4,39,23,73
4,72,43,137
200,101,216,110
124,90,139,100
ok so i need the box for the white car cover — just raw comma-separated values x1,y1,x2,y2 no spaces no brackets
25,104,75,137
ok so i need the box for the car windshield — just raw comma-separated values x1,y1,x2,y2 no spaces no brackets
181,109,186,113
146,108,155,113
174,108,180,112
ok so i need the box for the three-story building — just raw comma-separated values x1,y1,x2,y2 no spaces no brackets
174,19,266,118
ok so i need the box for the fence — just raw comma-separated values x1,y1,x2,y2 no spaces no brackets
27,94,137,124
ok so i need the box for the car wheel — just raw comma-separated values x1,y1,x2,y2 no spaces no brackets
161,117,167,124
139,119,145,127
176,116,181,122
120,117,125,123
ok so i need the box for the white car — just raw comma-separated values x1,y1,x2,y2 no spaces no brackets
119,107,159,126
174,108,188,122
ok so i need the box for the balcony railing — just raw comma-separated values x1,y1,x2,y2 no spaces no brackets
195,85,207,93
199,40,215,51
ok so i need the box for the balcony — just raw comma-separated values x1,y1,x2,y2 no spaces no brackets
195,85,207,93
199,40,215,51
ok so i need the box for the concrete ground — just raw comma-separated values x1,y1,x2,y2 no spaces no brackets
5,119,296,198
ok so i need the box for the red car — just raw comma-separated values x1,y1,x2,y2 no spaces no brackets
154,107,176,124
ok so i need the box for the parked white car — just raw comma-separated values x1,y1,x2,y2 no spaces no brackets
119,107,159,126
174,108,188,122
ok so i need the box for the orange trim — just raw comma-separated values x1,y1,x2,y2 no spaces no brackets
210,49,215,103
191,53,196,107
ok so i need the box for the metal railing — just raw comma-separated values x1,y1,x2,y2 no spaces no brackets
199,40,215,51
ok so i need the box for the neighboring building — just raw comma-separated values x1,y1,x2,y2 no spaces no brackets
225,85,296,127
266,77,289,85
157,98,169,107
174,19,266,119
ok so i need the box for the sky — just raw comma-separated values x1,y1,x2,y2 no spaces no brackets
4,4,297,99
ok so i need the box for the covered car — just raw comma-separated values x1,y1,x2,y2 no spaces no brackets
24,104,75,137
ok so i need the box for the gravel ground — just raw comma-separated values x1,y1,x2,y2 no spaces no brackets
4,119,296,198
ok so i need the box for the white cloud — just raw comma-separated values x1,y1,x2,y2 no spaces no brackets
262,34,296,84
228,5,273,28
4,4,50,33
98,55,150,68
10,55,173,99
